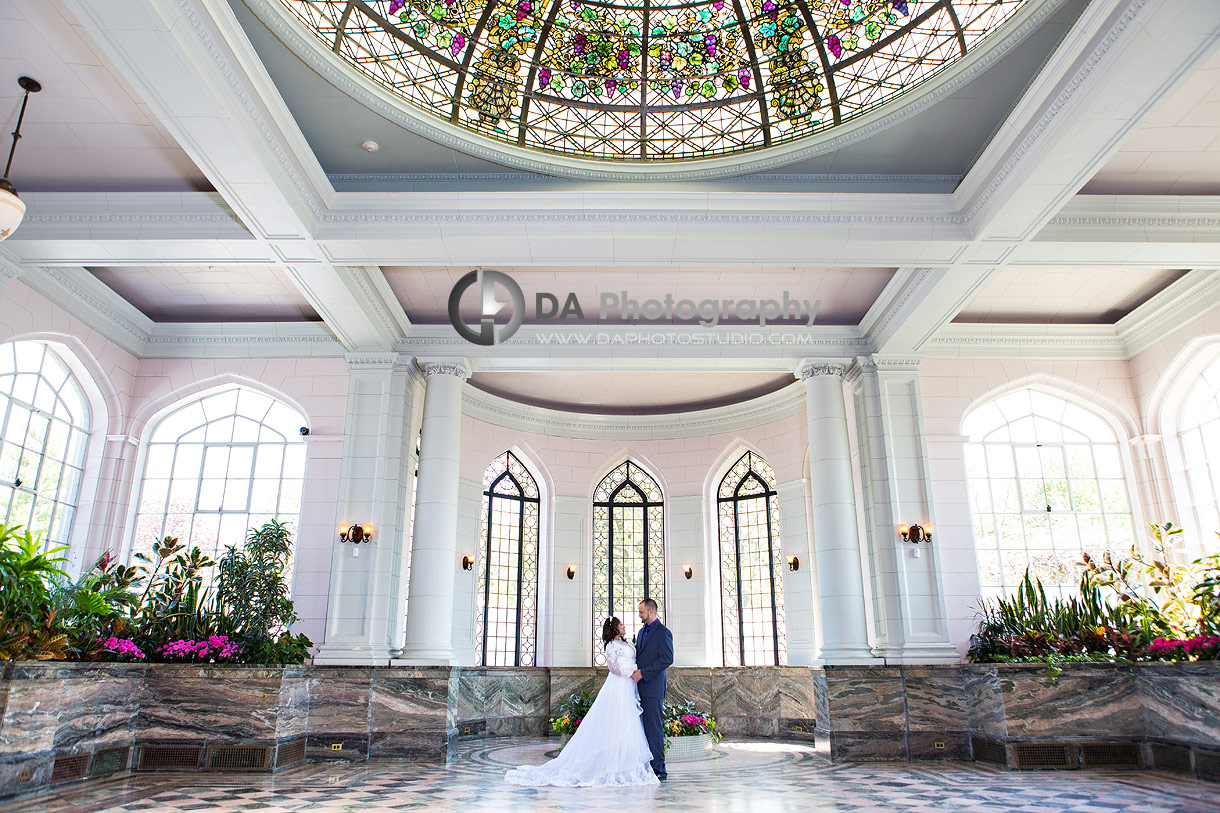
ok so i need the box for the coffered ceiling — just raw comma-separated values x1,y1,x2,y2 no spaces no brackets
1,0,1218,415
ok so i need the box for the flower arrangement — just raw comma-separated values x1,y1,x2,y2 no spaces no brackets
1148,635,1220,661
663,700,721,741
550,690,593,737
97,636,146,661
157,635,244,663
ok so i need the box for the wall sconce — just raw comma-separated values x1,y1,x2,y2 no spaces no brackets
683,565,693,580
461,555,474,571
898,524,932,544
339,524,373,544
566,566,576,580
787,556,799,572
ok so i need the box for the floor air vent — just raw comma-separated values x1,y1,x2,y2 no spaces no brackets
276,739,306,767
971,737,1007,766
1013,743,1076,770
51,754,91,783
92,747,130,776
1196,750,1220,782
1151,743,1192,774
206,745,270,772
1080,742,1141,768
137,745,202,771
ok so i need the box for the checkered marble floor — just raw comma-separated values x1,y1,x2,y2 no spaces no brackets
5,739,1218,813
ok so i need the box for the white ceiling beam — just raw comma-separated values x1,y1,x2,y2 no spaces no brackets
873,0,1220,356
60,0,405,351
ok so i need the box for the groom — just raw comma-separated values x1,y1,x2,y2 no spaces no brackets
631,598,673,780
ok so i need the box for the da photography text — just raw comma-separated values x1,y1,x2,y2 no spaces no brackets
538,291,819,328
448,268,820,347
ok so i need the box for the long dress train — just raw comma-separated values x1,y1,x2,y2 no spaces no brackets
504,638,660,787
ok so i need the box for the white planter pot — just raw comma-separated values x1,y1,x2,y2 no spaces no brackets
664,732,715,761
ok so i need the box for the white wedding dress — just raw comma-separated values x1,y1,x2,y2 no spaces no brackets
505,638,660,787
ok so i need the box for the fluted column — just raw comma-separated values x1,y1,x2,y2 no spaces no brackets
798,361,874,663
397,360,470,664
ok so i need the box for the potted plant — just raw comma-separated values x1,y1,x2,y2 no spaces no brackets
663,700,721,761
549,690,593,748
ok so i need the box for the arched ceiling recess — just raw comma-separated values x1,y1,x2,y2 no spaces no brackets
253,0,1041,179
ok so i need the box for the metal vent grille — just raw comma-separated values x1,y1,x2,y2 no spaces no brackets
1081,742,1141,768
1151,743,1193,773
1196,750,1220,782
206,745,270,772
51,754,91,783
92,747,130,776
1013,743,1076,769
138,745,202,771
276,739,306,767
971,737,1007,766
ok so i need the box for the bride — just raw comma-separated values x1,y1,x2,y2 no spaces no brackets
505,617,660,787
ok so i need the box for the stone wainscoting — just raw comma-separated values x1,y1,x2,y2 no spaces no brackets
1,662,1217,800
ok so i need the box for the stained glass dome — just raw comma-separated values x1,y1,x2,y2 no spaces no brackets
276,0,1029,163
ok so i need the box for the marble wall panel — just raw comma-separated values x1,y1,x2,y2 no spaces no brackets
814,669,906,734
0,752,53,800
0,664,68,756
276,673,310,741
304,667,372,759
710,668,780,719
138,667,283,742
903,668,968,733
963,666,1006,740
369,669,457,735
53,666,141,751
1137,664,1220,748
548,668,603,718
998,666,1143,739
457,668,549,723
666,668,712,711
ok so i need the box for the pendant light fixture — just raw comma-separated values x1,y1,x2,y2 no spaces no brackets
0,76,42,241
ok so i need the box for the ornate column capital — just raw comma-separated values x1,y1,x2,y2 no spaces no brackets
796,361,847,381
1130,433,1164,448
420,359,472,382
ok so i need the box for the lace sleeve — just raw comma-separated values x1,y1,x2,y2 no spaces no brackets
606,640,637,677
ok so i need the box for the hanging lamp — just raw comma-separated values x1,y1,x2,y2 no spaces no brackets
0,76,43,241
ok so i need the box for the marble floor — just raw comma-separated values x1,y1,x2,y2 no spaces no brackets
3,739,1218,813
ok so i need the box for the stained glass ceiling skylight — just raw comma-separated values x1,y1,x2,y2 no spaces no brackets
276,0,1029,162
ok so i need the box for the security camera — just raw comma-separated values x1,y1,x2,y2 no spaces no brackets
299,426,310,436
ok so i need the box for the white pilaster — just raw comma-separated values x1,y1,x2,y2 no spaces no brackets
667,495,704,667
396,360,471,665
849,356,958,663
550,496,590,666
776,478,818,666
314,353,416,664
798,362,874,664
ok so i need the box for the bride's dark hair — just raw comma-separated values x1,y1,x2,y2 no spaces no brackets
601,617,622,649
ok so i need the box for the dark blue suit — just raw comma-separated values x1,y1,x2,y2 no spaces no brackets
634,619,674,778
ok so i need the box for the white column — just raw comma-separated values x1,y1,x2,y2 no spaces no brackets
314,354,417,664
849,356,957,663
397,360,470,665
799,361,874,663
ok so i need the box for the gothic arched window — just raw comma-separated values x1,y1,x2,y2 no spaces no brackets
0,341,91,546
592,461,664,666
131,387,306,569
964,388,1136,597
1174,356,1220,554
475,451,540,666
718,451,787,666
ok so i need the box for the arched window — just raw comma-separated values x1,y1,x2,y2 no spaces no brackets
964,389,1136,597
475,451,540,666
592,460,665,666
718,451,787,666
0,341,91,546
1175,356,1220,553
131,387,306,568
